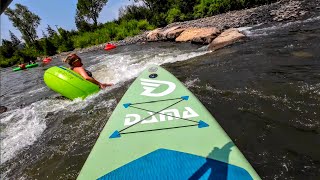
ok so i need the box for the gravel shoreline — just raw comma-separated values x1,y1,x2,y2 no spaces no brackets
52,0,320,58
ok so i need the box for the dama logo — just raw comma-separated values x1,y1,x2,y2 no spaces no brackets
124,107,199,126
140,78,176,97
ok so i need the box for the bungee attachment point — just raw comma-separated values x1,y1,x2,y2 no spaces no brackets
109,130,121,139
123,103,131,108
198,120,209,128
181,96,189,100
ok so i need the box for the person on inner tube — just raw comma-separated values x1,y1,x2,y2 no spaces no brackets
63,53,112,89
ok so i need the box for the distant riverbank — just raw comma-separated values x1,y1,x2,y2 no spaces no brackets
50,0,319,59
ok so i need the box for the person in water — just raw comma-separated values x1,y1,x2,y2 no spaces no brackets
63,53,112,89
18,62,26,69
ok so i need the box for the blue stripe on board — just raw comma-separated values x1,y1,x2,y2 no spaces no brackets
98,148,252,180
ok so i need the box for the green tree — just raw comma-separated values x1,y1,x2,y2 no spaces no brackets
9,30,21,47
4,4,41,46
57,28,74,52
126,0,193,25
46,25,56,38
75,9,92,32
0,39,21,67
130,0,159,12
42,30,47,38
76,0,108,27
118,5,151,21
42,38,57,55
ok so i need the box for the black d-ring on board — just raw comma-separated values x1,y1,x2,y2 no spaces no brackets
149,74,158,78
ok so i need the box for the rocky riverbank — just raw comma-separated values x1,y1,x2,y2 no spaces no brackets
51,0,320,58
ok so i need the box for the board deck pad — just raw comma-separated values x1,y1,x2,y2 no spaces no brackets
77,66,261,180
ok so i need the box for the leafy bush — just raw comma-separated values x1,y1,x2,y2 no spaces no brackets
72,19,154,48
166,8,183,24
137,19,155,30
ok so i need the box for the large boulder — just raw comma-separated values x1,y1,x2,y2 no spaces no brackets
158,26,182,40
147,28,162,41
167,28,186,40
208,28,245,51
175,27,220,44
147,26,186,41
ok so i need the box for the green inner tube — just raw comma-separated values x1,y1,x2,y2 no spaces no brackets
43,66,100,100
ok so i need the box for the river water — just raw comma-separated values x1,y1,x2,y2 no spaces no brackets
1,17,319,179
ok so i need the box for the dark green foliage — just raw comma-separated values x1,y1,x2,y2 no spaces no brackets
17,46,40,62
9,30,21,47
125,0,278,25
57,28,74,52
0,40,16,59
75,9,93,32
0,40,39,67
119,5,151,22
72,19,155,48
166,7,182,23
194,0,242,18
46,25,56,38
42,30,48,38
41,38,57,56
194,0,279,18
76,0,108,27
0,27,74,67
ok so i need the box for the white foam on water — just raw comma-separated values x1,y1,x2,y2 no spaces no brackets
93,99,117,110
27,87,47,96
305,15,320,22
299,83,320,96
0,94,113,165
89,48,208,85
0,106,46,165
241,16,320,37
184,78,201,88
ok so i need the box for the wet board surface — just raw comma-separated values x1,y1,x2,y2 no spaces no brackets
77,65,261,180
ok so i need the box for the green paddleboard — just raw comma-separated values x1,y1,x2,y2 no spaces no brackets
12,63,39,72
78,65,261,180
26,63,39,68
